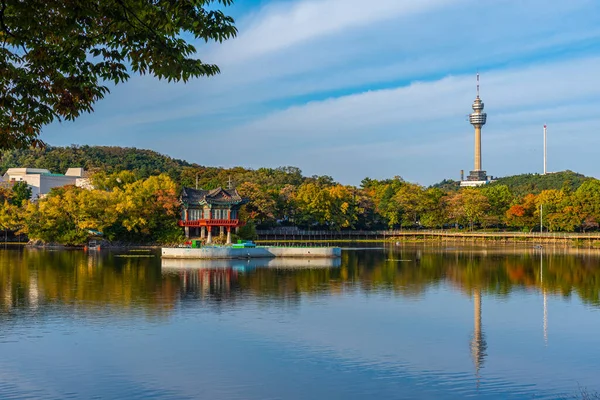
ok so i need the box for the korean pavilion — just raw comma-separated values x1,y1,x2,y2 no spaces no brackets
179,187,248,244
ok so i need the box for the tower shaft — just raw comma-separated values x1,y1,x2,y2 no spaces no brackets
474,126,482,171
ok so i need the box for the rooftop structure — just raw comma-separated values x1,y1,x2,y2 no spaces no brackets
461,73,492,187
179,187,248,244
2,168,88,200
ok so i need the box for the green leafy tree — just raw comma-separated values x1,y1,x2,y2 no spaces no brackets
481,184,513,226
237,220,257,241
1,0,237,149
393,183,425,227
573,179,600,230
91,170,138,191
420,188,448,228
368,177,405,228
10,180,32,206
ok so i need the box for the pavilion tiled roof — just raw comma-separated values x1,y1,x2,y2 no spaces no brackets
181,187,247,206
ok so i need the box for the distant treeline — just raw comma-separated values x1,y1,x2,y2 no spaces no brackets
1,146,599,236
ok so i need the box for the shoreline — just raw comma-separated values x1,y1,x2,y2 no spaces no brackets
256,234,600,249
24,243,162,250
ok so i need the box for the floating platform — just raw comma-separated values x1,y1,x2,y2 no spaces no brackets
161,257,341,270
161,246,342,260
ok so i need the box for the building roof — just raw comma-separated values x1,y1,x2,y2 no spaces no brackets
181,187,247,206
65,168,85,177
3,167,86,178
4,168,51,177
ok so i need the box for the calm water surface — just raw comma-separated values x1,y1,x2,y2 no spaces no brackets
1,245,600,399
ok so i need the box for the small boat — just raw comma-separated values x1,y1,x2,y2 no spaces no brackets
87,240,101,251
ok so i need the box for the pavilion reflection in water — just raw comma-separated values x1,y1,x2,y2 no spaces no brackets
161,257,342,299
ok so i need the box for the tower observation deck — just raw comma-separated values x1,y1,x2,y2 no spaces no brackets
461,74,492,187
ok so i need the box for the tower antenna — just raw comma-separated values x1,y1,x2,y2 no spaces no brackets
543,124,547,175
476,72,480,98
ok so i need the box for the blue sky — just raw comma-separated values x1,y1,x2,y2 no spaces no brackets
43,0,600,185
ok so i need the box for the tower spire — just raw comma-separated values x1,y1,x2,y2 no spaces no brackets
461,72,489,186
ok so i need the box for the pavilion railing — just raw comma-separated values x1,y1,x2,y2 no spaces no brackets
179,219,241,227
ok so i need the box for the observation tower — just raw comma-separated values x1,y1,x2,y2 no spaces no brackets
461,73,492,187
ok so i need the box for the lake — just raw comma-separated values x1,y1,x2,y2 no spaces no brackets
1,245,599,399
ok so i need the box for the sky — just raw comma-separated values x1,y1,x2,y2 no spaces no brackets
43,0,600,186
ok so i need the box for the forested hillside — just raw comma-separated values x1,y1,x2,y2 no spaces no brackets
488,171,590,196
0,145,191,179
3,145,600,234
0,145,316,189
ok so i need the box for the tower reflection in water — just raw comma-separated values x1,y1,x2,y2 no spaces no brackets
470,288,487,380
469,247,551,381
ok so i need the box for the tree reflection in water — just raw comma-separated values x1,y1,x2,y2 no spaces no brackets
1,245,600,317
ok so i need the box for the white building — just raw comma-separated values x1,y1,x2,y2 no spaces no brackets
2,168,90,200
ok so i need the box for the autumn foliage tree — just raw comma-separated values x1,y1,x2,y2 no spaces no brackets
21,174,182,245
447,189,490,230
506,194,538,231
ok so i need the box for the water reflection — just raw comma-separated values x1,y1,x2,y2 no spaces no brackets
541,249,548,346
1,245,600,399
2,245,600,314
471,289,487,380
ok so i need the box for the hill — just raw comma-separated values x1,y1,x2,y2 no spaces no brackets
1,146,593,196
488,170,591,196
430,179,460,192
0,145,317,190
0,145,192,179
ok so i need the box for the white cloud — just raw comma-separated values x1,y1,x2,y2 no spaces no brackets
43,0,600,184
209,0,462,64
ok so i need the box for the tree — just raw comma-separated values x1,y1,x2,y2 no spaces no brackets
237,182,276,226
505,194,538,231
10,180,31,206
22,186,118,245
368,177,405,228
573,179,600,230
0,200,21,241
113,174,182,242
481,184,513,225
325,185,357,230
393,183,425,228
294,182,330,227
448,189,490,230
420,188,448,228
91,170,138,191
1,0,237,149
